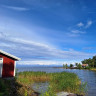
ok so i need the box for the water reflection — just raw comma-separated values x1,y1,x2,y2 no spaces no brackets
32,82,49,96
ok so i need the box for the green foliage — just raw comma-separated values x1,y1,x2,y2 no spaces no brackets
92,56,96,67
0,79,10,96
16,68,18,76
70,64,73,68
84,66,91,69
50,72,81,93
0,93,3,96
0,78,27,96
0,79,14,96
75,63,78,67
77,63,82,69
24,90,28,96
76,82,88,95
0,71,86,96
90,67,96,71
63,64,68,69
18,71,87,95
63,64,65,68
65,64,68,69
42,86,56,96
0,79,6,92
81,55,96,67
18,71,50,84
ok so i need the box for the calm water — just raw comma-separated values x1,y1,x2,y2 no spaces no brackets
17,67,96,96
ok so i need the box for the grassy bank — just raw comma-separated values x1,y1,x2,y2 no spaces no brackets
17,71,86,96
0,71,86,96
0,78,31,96
90,67,96,71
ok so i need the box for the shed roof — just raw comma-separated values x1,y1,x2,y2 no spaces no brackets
82,64,88,66
0,50,21,61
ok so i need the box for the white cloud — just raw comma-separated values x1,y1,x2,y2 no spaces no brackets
71,30,86,34
67,30,86,37
77,22,84,27
85,20,92,28
77,20,92,29
18,60,81,65
0,43,12,47
2,5,29,11
0,31,95,66
18,60,60,65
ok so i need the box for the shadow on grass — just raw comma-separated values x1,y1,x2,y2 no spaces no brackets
0,77,40,96
0,77,24,96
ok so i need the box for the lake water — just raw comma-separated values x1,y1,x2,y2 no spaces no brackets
17,67,96,96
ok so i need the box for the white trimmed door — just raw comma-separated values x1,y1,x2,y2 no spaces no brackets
0,58,3,77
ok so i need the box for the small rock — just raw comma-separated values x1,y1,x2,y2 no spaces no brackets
57,92,75,96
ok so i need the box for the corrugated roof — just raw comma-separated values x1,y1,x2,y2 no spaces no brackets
0,50,21,61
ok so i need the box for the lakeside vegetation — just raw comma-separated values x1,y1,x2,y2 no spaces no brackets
63,56,96,70
17,71,86,96
0,78,29,96
63,63,89,69
90,67,96,71
81,56,96,67
0,71,87,96
63,63,91,70
81,55,96,71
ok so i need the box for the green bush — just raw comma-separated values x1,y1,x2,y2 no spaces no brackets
85,66,90,69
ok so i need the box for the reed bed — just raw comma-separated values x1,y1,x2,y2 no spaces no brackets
49,72,81,93
17,71,86,95
0,71,86,96
18,71,51,84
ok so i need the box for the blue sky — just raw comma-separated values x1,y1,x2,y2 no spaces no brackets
0,0,96,65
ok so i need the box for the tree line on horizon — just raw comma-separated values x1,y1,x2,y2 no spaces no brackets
63,55,96,69
81,55,96,67
63,63,82,69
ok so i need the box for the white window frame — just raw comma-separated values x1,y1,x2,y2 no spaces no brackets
0,58,3,77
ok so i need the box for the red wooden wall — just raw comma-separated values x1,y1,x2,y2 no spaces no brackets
0,54,15,77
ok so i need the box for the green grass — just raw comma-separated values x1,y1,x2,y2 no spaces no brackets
0,71,87,96
50,72,80,92
0,79,9,96
18,71,50,84
90,67,96,71
0,78,29,96
17,71,87,95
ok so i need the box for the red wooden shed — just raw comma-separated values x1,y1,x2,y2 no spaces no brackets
0,50,21,78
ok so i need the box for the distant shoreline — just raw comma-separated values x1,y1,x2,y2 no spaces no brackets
53,67,79,69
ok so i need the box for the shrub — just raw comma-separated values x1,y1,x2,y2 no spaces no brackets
85,66,90,69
